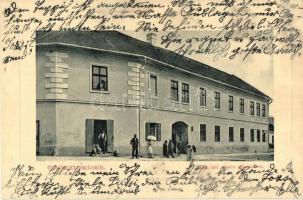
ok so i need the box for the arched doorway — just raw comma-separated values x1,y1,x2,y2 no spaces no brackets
172,121,188,154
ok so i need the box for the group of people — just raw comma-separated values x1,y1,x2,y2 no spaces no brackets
130,134,196,161
91,133,196,161
162,140,177,158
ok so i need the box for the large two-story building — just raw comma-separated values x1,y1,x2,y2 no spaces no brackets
36,31,272,156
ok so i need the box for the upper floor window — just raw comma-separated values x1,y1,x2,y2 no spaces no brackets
200,88,206,107
149,75,157,97
256,103,260,116
215,126,220,142
250,101,255,115
145,122,161,141
171,80,178,101
214,91,220,109
262,104,266,117
229,127,234,142
240,128,245,142
182,83,189,103
200,124,206,142
228,95,234,111
240,98,245,114
92,65,108,91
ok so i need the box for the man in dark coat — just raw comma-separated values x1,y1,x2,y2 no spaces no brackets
130,134,139,158
163,140,168,158
98,131,107,154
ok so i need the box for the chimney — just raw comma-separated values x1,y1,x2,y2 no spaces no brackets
146,32,157,45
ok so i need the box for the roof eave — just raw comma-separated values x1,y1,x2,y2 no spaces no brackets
37,42,272,101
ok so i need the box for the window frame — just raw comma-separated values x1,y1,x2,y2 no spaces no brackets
257,129,261,142
256,103,261,117
262,130,266,142
250,101,255,116
214,91,221,110
200,88,207,107
149,74,158,97
91,64,109,92
229,127,234,142
228,95,234,112
181,82,190,104
145,122,161,141
215,126,220,142
171,80,179,101
240,128,245,142
200,124,206,142
250,129,255,142
240,98,245,114
262,104,266,117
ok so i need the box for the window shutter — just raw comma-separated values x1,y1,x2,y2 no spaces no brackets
157,123,161,141
145,123,150,141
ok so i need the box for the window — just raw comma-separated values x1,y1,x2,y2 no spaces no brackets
182,83,189,103
228,95,233,111
262,130,266,142
200,124,206,142
214,92,220,109
269,124,274,132
250,129,254,142
92,65,108,91
215,126,220,142
240,128,245,142
145,123,161,141
150,75,157,96
240,98,244,114
200,88,206,107
171,80,178,101
257,129,261,142
250,101,255,115
256,103,260,116
262,104,266,117
229,127,234,142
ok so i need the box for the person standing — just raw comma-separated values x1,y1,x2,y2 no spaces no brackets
163,140,168,158
187,145,192,161
168,140,175,158
176,141,181,156
147,139,153,158
130,134,139,159
98,131,107,154
192,145,196,161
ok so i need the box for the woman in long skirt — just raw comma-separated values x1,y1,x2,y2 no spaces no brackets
147,139,153,158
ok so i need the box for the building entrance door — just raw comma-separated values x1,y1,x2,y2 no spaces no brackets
172,121,188,154
85,119,114,154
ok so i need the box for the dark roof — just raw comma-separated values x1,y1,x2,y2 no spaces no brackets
36,31,270,99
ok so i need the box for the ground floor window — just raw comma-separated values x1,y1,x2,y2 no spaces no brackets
229,127,234,142
146,122,161,141
262,130,266,142
240,128,245,142
215,126,220,142
200,124,206,142
257,129,261,142
250,129,254,142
